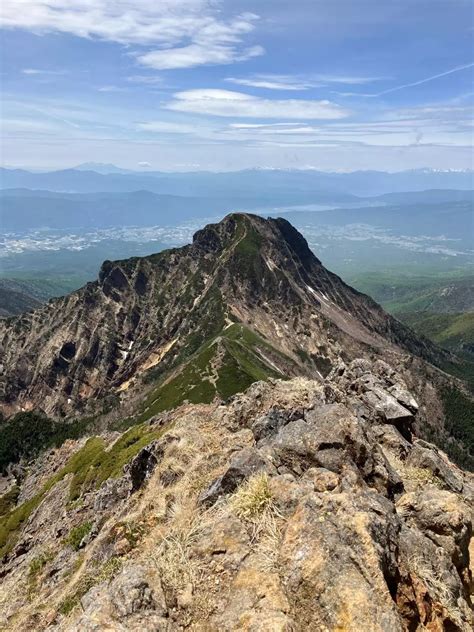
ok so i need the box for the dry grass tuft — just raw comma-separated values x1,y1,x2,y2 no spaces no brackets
407,552,461,623
383,453,444,492
229,473,283,570
230,472,273,521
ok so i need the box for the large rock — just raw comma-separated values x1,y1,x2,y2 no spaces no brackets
269,403,403,497
396,488,472,576
396,524,473,631
362,387,414,438
280,490,404,631
198,448,273,506
69,564,169,632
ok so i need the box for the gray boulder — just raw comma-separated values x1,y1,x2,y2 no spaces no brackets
198,447,272,506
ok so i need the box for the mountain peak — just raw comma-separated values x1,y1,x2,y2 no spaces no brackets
0,214,452,421
192,212,320,267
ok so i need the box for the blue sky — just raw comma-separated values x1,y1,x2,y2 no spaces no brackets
1,0,473,171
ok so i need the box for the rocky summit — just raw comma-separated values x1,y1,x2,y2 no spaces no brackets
0,213,473,631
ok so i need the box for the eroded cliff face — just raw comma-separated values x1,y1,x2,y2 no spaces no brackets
1,360,472,631
0,213,450,418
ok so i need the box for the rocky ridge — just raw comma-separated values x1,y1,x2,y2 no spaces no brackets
0,360,472,631
0,213,451,419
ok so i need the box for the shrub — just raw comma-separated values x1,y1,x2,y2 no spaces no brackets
28,550,55,595
65,521,93,551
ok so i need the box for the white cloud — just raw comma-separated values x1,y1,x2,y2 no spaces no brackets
226,114,473,148
138,161,151,167
22,68,66,75
225,73,385,91
1,1,263,70
165,89,350,119
137,121,198,134
98,85,127,92
226,75,316,91
137,43,263,71
127,75,164,85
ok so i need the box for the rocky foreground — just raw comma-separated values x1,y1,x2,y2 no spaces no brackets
0,358,472,631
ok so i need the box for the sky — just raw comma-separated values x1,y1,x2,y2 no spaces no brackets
1,0,473,172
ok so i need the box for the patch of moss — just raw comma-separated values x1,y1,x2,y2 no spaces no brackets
0,424,166,555
65,521,93,551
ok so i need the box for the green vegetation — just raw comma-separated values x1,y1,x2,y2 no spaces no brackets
0,423,166,555
347,270,474,315
138,324,293,421
0,485,20,515
0,412,96,474
348,269,474,390
441,387,474,469
65,521,93,551
399,312,474,355
27,550,55,595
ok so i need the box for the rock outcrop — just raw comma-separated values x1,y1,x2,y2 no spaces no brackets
0,362,472,631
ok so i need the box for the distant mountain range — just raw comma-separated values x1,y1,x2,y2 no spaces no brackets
1,166,473,197
1,184,472,233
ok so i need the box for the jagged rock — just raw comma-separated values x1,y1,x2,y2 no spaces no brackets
126,443,159,493
72,564,169,632
396,524,473,631
362,387,414,438
268,402,403,497
212,567,295,631
0,361,472,632
372,423,412,460
93,476,130,511
199,447,272,506
305,466,340,492
251,409,295,443
388,384,419,414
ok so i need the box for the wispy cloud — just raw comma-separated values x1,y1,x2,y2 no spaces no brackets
97,85,128,93
137,121,198,134
165,89,350,119
127,75,164,85
22,68,66,75
137,42,263,71
337,62,474,97
2,2,264,70
226,75,316,91
226,73,385,91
